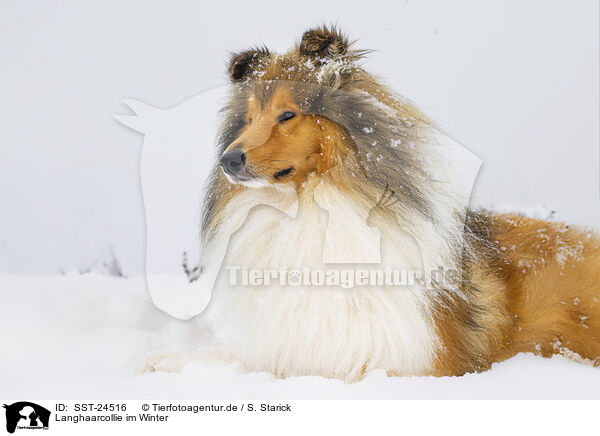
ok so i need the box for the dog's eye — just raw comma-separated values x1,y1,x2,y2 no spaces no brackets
278,111,296,122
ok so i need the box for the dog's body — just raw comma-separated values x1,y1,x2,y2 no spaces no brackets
196,27,600,382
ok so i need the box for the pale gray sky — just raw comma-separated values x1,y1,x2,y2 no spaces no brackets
0,0,598,275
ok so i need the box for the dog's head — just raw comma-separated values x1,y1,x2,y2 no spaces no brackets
218,26,371,189
215,26,433,220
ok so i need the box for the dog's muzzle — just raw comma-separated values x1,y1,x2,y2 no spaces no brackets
220,150,246,177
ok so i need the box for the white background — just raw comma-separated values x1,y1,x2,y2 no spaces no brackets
0,0,598,276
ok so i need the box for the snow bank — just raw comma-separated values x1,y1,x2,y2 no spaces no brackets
1,274,598,399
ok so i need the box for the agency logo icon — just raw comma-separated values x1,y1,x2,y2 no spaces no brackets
3,402,50,434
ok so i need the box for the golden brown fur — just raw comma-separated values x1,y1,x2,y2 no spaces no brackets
430,212,600,374
492,215,600,362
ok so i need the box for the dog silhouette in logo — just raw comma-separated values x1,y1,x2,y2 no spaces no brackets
3,402,50,434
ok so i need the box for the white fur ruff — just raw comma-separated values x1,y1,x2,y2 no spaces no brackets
200,173,468,381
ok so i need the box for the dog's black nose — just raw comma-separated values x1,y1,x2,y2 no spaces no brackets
220,150,246,175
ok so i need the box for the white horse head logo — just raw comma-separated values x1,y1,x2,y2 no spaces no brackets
115,85,481,320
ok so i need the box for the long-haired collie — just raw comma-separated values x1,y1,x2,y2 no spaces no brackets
189,26,600,382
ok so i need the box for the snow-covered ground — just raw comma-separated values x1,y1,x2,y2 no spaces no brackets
2,274,599,400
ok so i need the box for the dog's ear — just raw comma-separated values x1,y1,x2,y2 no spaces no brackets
299,26,350,58
228,47,270,82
